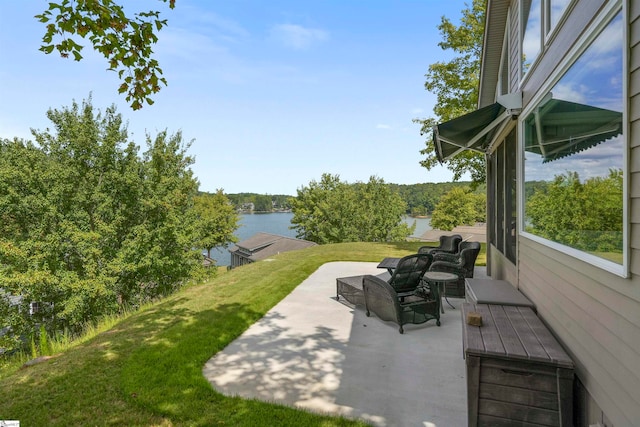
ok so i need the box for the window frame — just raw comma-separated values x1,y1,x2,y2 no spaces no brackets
520,0,542,79
520,0,574,84
518,1,628,277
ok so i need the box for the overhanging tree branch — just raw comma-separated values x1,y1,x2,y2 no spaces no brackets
36,0,176,110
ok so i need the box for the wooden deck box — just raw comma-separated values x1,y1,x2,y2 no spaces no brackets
461,303,574,426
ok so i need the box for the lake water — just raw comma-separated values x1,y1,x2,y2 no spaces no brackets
207,213,431,266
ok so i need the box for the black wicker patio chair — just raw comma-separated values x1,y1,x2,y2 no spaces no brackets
429,241,481,297
336,253,432,307
362,274,440,334
418,234,463,257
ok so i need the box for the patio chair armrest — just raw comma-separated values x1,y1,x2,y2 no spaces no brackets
363,274,404,326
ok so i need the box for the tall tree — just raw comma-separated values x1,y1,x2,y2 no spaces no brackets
36,0,175,110
414,0,486,183
114,129,200,303
430,187,486,231
194,191,240,259
0,98,201,352
290,174,414,244
253,194,273,212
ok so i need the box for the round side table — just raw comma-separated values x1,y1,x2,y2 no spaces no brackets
422,271,459,313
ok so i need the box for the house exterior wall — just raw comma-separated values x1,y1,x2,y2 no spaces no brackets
485,1,640,425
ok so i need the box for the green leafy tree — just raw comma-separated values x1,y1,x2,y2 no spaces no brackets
0,98,201,352
36,0,175,110
114,129,201,304
0,139,58,351
414,0,486,184
290,174,414,244
430,187,486,231
253,194,273,212
194,191,240,259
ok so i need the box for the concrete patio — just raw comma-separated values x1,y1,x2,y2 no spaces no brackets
203,261,485,426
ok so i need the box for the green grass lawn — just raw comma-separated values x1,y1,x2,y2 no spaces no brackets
0,241,486,426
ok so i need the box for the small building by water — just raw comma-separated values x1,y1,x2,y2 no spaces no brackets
228,232,317,269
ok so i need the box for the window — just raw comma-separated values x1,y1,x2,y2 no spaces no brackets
522,0,542,75
522,11,624,273
497,13,510,96
522,0,572,76
547,0,570,31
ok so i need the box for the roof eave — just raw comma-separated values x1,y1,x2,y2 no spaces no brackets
478,0,510,108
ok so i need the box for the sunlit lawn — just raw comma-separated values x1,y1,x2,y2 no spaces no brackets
0,241,485,426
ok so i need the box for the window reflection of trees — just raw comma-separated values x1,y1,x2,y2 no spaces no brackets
523,12,623,264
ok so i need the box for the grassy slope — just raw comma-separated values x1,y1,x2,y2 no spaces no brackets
0,242,486,426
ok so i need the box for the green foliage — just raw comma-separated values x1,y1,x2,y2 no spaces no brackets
525,170,623,254
253,194,273,212
0,97,201,353
36,1,175,110
388,181,480,215
430,187,486,231
194,191,240,258
226,193,292,211
290,174,414,243
414,0,486,184
224,183,480,218
38,325,52,357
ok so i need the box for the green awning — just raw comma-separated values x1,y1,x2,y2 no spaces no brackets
433,102,513,162
524,99,622,163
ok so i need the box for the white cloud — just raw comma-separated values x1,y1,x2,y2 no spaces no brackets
590,16,622,57
270,24,329,50
376,124,391,130
551,83,587,104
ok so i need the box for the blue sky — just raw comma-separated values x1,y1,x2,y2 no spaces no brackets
0,1,469,195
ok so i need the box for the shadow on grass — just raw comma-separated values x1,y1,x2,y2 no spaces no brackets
0,298,197,426
120,296,366,426
0,291,364,426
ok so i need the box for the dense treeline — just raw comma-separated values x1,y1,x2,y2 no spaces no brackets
389,182,484,216
0,99,239,354
225,193,291,212
224,182,482,216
